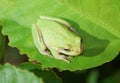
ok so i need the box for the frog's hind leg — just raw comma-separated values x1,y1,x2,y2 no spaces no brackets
32,24,52,57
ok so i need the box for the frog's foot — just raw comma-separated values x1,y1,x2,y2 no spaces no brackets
50,49,70,63
59,55,70,63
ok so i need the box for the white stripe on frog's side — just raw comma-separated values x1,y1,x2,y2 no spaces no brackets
40,16,71,27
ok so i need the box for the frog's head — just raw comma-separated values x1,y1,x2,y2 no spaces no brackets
58,37,83,57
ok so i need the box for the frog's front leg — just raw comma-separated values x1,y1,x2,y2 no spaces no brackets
50,49,70,63
32,24,51,57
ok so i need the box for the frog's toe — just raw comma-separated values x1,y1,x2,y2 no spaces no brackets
59,55,70,63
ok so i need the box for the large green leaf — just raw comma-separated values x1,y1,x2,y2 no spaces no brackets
0,64,42,83
0,0,120,70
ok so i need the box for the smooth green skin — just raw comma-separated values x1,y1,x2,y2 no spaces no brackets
32,16,82,62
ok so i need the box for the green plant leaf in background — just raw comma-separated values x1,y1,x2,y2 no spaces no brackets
0,64,42,83
0,0,120,70
18,62,62,83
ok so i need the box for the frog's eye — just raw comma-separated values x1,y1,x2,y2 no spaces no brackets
64,48,70,52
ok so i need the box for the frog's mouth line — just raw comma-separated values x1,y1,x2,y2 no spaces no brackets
58,52,71,58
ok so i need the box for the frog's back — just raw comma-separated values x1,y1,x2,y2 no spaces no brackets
36,19,77,46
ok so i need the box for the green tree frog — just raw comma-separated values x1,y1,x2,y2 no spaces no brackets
32,16,82,63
